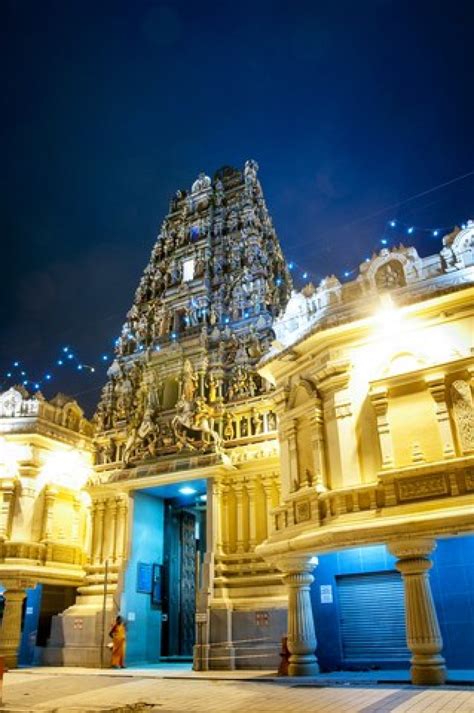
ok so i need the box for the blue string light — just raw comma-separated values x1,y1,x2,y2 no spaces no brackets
284,217,466,284
3,344,99,394
2,216,467,394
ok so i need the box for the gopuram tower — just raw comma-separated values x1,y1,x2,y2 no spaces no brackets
45,161,292,670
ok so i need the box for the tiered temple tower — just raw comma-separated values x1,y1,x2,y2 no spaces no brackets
94,160,291,464
45,160,292,669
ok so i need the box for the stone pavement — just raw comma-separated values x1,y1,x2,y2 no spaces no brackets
1,669,474,713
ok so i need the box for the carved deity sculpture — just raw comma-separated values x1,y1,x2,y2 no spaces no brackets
182,360,197,402
374,260,406,290
244,159,259,192
451,379,474,453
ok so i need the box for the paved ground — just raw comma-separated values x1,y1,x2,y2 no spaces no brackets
1,669,474,713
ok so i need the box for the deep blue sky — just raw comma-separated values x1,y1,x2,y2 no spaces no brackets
1,0,473,413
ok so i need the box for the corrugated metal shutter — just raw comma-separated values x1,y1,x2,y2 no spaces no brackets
337,571,409,662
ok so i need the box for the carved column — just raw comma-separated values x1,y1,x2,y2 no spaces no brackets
245,478,257,551
309,403,326,491
92,499,105,565
0,480,16,541
450,377,474,454
277,423,292,500
369,385,395,469
287,423,299,491
279,556,319,676
261,477,274,538
233,481,245,553
211,479,224,556
41,486,58,541
318,363,360,489
114,496,128,564
13,477,36,541
389,539,446,685
426,376,456,458
71,495,81,543
221,485,230,554
103,498,117,562
0,584,31,668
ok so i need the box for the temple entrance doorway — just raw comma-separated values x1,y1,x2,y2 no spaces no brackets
122,479,207,666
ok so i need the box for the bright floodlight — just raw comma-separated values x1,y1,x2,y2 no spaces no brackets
179,486,197,495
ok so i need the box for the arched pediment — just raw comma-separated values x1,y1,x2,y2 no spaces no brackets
382,351,428,377
359,247,422,293
288,378,318,409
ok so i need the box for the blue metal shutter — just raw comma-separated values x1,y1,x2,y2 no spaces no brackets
337,571,409,662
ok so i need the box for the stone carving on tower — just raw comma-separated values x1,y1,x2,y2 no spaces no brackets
94,161,292,467
451,379,474,454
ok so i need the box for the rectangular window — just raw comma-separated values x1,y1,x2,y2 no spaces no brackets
182,258,195,282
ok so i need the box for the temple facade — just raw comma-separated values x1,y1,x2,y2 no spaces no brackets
44,160,292,669
0,163,472,682
258,221,474,683
0,388,93,667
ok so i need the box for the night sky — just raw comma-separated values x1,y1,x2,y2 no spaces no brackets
2,0,473,414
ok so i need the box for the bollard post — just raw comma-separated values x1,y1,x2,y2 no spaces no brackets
278,636,290,676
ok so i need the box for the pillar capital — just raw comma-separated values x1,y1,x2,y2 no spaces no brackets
2,587,30,601
388,538,436,561
2,578,35,593
273,554,318,577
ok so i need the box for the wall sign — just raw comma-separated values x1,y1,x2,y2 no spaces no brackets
127,612,136,622
136,562,153,594
320,584,333,604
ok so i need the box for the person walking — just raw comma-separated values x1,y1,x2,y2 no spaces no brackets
109,615,126,669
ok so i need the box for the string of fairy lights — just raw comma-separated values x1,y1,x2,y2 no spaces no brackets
286,216,467,283
1,217,469,395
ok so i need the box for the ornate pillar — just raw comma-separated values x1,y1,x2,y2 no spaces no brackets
245,478,257,551
369,385,395,469
309,403,326,491
12,477,36,541
450,376,474,455
0,582,32,668
261,477,274,539
233,481,245,553
287,423,299,491
103,498,117,562
278,556,319,676
221,485,230,554
41,485,58,541
71,495,82,543
211,479,224,556
0,480,16,541
426,375,456,458
114,496,128,564
92,499,105,565
388,539,446,685
318,361,360,489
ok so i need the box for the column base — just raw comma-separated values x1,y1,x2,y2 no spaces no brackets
289,654,319,676
411,655,447,686
193,643,210,671
206,644,236,670
0,648,18,669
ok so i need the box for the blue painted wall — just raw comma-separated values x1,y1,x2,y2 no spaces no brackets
121,491,164,665
311,535,474,672
18,584,42,666
0,583,42,667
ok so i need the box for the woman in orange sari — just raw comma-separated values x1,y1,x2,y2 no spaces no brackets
109,615,126,668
